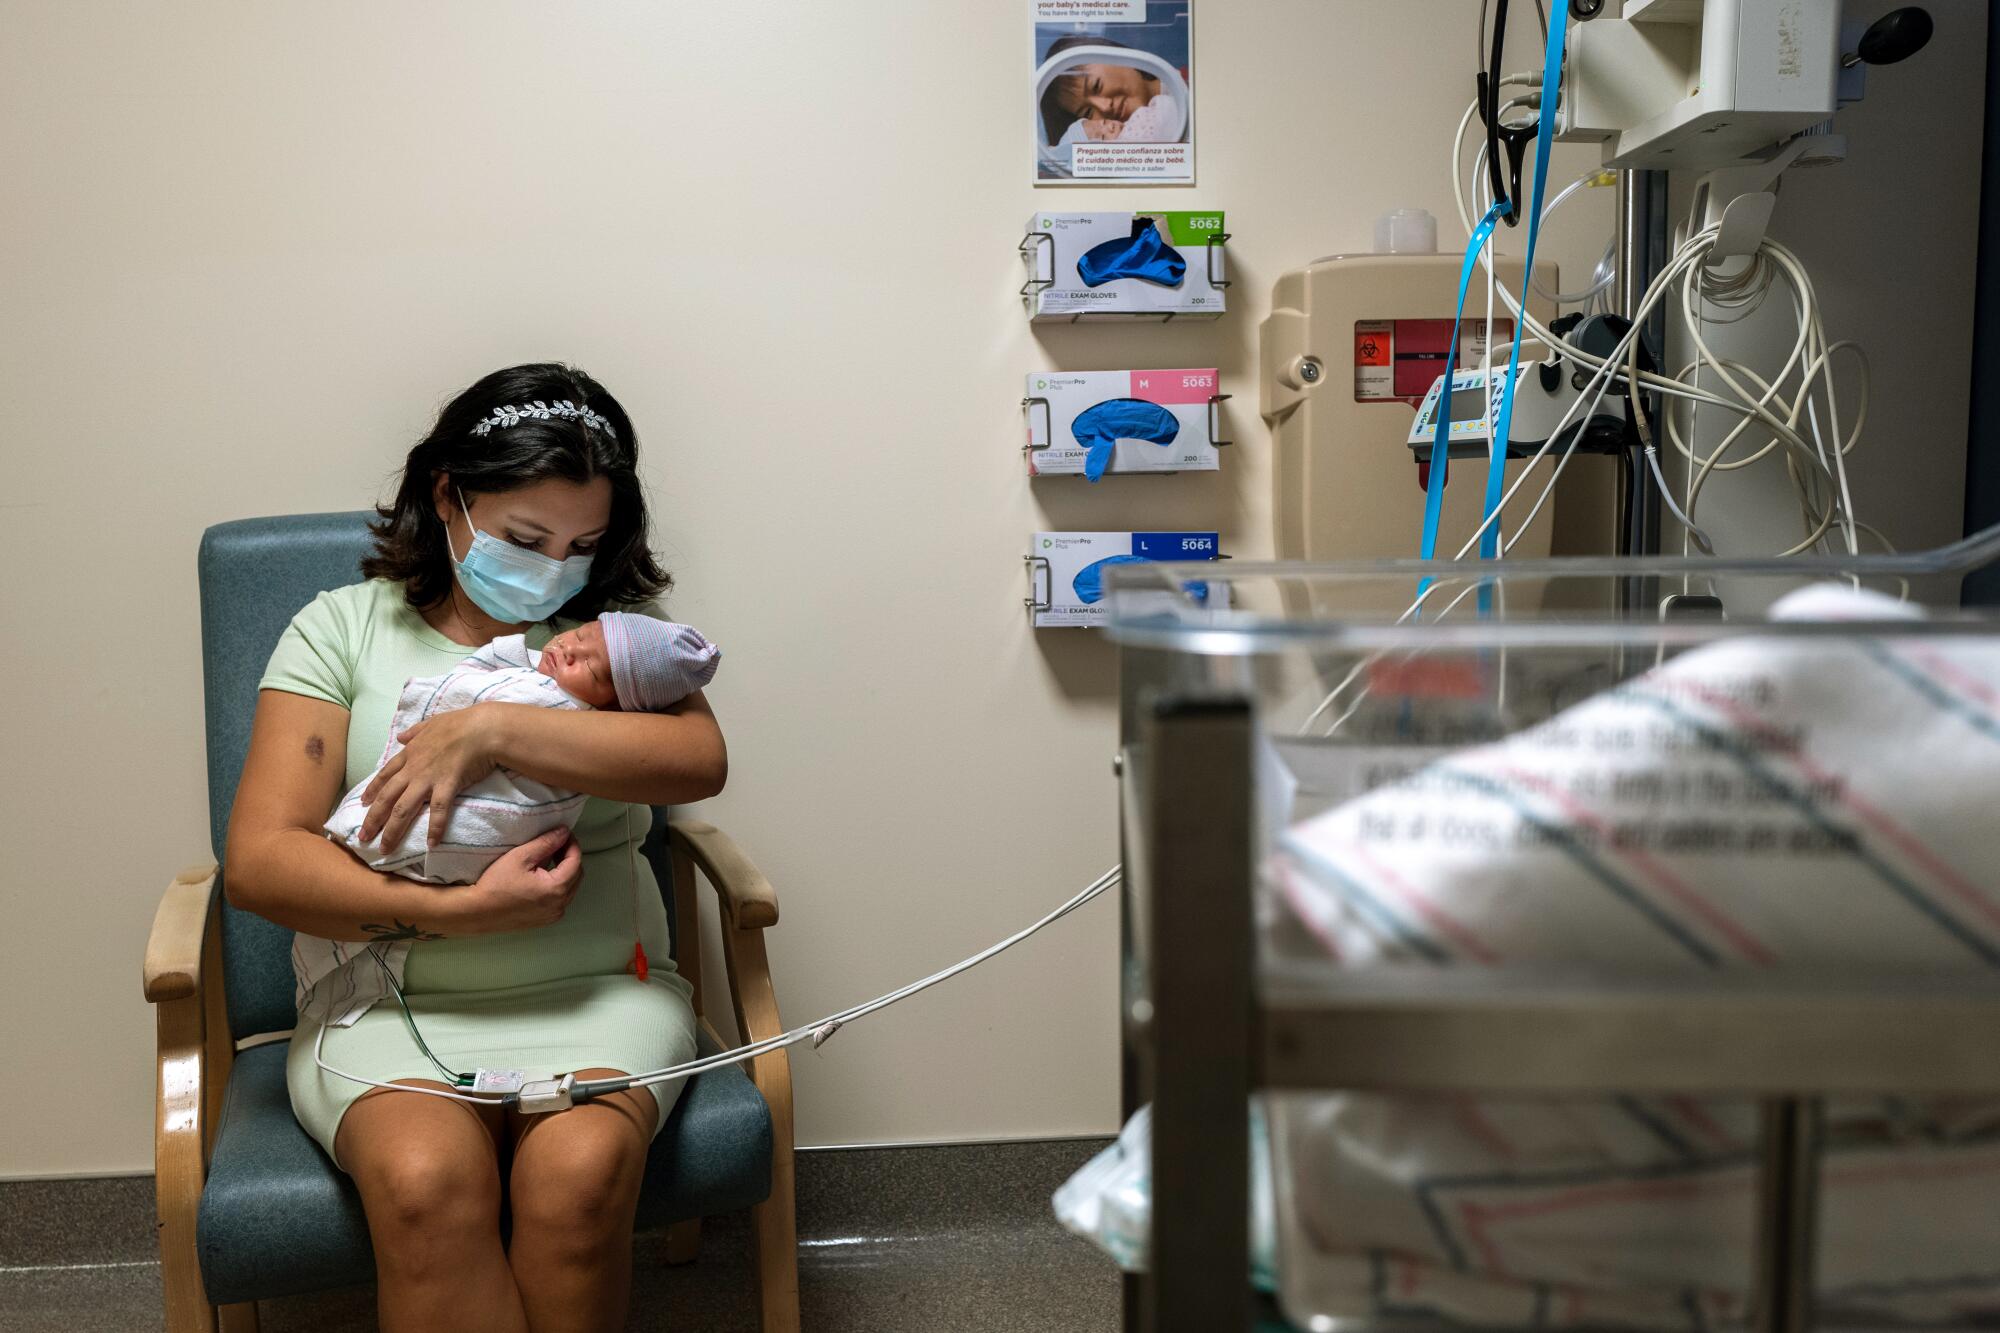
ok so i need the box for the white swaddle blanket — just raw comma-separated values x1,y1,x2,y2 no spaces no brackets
297,635,590,1026
1268,583,2000,1328
1116,93,1180,142
324,633,590,884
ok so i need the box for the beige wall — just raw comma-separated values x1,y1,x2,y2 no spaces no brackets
0,1,1979,1177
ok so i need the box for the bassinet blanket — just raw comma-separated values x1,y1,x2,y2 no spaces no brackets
1269,583,2000,1328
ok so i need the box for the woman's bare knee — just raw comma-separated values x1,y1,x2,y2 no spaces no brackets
511,1121,646,1240
338,1081,504,1234
508,1072,651,1243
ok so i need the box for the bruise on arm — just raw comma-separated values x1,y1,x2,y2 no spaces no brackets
305,734,326,764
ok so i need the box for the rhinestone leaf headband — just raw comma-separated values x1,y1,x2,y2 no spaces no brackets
470,399,617,440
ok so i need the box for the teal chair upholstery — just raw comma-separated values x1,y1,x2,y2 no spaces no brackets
180,512,778,1308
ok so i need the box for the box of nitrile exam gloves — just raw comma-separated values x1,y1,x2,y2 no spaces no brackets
1028,531,1225,628
1024,368,1223,478
1021,211,1227,321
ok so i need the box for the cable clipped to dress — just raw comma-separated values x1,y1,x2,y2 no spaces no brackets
315,866,1125,1112
625,807,650,983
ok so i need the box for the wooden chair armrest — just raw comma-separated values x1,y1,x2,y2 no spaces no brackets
144,863,221,1004
659,814,795,1286
666,819,779,930
674,828,798,1322
148,860,232,1327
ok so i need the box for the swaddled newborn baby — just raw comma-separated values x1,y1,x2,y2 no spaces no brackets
325,611,720,883
1078,95,1178,142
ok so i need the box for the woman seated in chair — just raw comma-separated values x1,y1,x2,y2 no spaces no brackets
225,360,727,1332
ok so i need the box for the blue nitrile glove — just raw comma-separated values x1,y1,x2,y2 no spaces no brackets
1073,553,1150,605
1070,398,1182,481
1076,217,1186,289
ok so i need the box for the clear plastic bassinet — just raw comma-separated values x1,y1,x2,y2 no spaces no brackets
1102,531,2000,1333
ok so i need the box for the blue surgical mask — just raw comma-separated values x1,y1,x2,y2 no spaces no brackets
448,487,594,623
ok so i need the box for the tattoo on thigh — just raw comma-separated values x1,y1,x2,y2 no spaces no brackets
361,918,445,942
305,734,326,763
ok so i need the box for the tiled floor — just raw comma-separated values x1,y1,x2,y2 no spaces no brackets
2,1140,1132,1332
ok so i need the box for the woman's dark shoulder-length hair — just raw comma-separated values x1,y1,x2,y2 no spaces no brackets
1038,33,1142,146
362,361,671,621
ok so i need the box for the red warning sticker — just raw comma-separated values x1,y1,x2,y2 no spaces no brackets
1354,321,1393,401
1355,317,1513,405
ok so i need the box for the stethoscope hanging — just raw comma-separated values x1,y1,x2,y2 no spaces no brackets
1476,0,1536,227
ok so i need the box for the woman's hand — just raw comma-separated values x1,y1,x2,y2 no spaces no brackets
456,828,585,936
358,705,500,851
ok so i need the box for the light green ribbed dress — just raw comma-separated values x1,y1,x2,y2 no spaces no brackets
260,577,699,1173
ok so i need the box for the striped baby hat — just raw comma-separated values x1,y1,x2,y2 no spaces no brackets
599,612,720,712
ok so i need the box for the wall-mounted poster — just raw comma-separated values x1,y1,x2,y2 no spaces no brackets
1033,1,1193,185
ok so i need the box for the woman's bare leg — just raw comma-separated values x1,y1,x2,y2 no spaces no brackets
335,1078,524,1333
504,1068,655,1333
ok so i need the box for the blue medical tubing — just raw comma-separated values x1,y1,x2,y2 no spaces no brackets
1417,198,1510,605
1418,6,1570,614
1483,6,1571,564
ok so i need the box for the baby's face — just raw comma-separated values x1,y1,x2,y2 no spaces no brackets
538,621,618,708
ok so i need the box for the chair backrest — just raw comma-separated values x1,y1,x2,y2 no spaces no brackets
197,512,679,1040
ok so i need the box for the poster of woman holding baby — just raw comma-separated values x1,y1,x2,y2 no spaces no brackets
1033,1,1194,184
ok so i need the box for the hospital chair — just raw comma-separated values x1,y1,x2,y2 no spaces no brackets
140,511,800,1332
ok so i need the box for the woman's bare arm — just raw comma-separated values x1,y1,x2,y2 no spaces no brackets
480,688,727,807
353,688,729,851
224,689,493,942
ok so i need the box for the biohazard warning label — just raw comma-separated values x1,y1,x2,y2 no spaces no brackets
1354,318,1513,404
1354,321,1393,401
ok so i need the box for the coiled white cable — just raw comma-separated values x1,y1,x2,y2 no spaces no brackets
1450,91,1870,506
1304,107,1874,735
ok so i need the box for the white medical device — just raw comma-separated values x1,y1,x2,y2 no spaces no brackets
1558,0,1842,170
1405,362,1628,462
1559,1,1933,173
